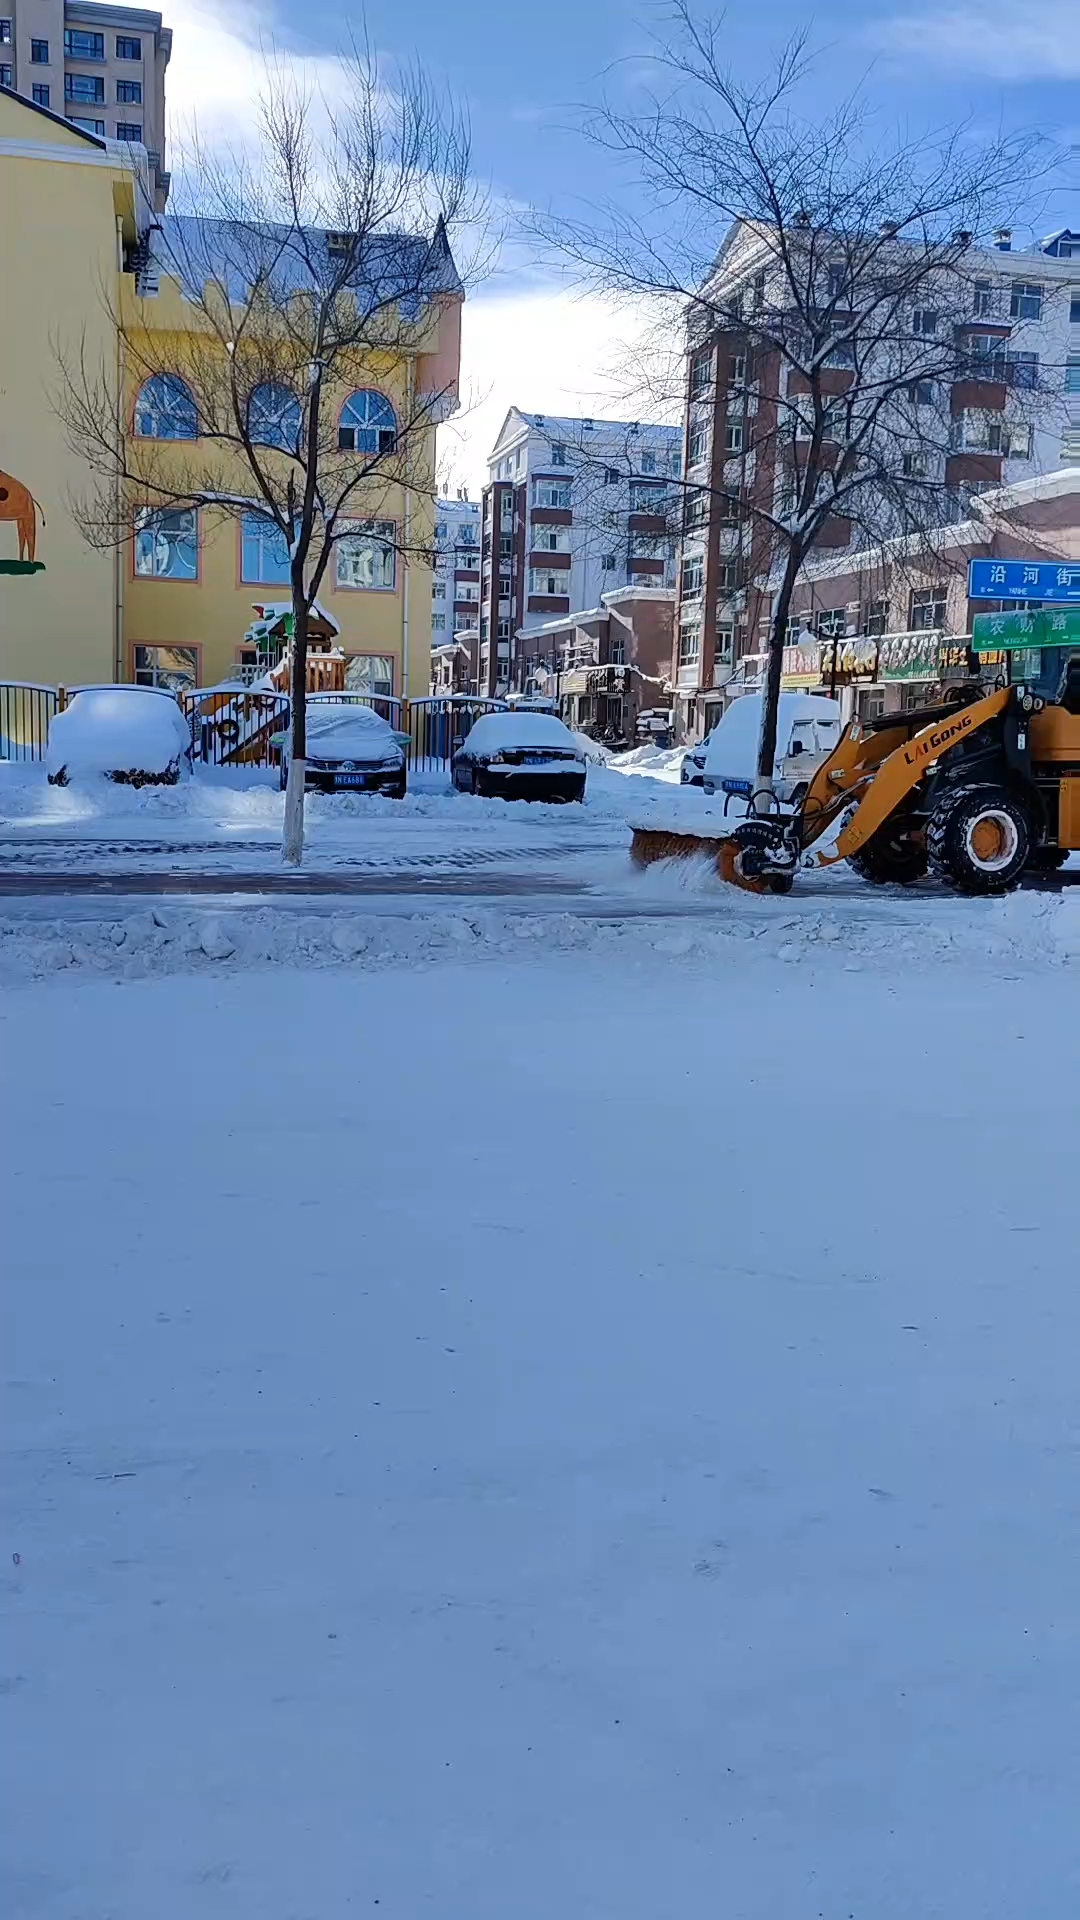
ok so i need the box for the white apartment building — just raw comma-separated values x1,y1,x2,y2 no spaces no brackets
431,492,481,642
477,408,683,694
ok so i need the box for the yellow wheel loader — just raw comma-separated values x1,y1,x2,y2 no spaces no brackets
715,646,1080,896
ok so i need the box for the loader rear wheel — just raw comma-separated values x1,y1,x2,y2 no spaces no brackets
848,816,928,886
927,786,1031,894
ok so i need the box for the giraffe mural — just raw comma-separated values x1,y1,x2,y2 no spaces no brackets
0,469,46,574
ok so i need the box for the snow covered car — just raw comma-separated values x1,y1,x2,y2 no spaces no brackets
702,693,842,806
277,700,409,797
46,685,192,787
452,712,587,801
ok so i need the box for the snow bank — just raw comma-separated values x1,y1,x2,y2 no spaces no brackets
45,687,191,784
609,743,686,780
2,883,1077,989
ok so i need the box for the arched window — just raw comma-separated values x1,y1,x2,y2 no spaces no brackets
247,382,302,452
338,390,397,455
134,373,198,440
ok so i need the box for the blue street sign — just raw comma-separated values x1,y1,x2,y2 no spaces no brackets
968,559,1080,603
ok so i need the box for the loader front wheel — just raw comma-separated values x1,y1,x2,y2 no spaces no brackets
848,816,928,886
927,786,1031,894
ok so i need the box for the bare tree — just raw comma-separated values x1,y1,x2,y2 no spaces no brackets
533,4,1056,798
56,49,483,861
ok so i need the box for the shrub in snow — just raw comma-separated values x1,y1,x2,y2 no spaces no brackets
46,688,191,787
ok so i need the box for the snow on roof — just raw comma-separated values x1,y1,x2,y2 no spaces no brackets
149,214,463,312
460,711,580,756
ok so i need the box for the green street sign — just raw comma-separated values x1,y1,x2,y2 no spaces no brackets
972,607,1080,651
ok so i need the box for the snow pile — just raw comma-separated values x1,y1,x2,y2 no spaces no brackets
2,884,1078,987
45,687,191,784
608,743,685,780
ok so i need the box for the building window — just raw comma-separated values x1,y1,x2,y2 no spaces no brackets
496,619,511,641
336,520,397,590
535,528,568,553
64,28,104,59
910,586,946,630
826,263,846,300
603,466,620,485
344,654,394,696
337,389,396,453
680,553,704,597
117,79,142,102
863,598,889,637
972,280,995,317
66,114,105,134
687,421,709,468
690,351,712,397
0,19,10,42
433,581,446,600
134,373,198,440
1066,356,1080,395
432,612,446,631
1010,282,1043,320
902,451,929,477
65,72,105,102
134,508,198,579
640,451,656,473
133,644,199,691
247,382,302,451
912,309,938,336
116,34,142,58
550,442,567,466
715,623,734,664
1062,429,1080,465
1006,422,1033,458
32,82,50,105
677,619,701,666
240,513,291,585
598,552,615,571
629,480,667,513
529,566,568,596
532,478,571,509
718,560,742,592
0,62,12,87
1008,350,1039,389
31,36,48,61
1070,297,1080,325
725,422,744,454
116,122,142,142
909,379,934,405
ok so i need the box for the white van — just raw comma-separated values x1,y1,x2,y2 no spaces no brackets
702,692,842,806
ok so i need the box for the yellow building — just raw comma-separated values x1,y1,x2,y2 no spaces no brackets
0,86,461,702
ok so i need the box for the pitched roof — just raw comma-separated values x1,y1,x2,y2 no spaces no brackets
148,213,463,311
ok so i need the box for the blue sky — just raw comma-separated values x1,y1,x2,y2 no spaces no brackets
165,0,1080,484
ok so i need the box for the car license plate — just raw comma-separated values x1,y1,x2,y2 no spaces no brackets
721,777,753,795
335,773,366,787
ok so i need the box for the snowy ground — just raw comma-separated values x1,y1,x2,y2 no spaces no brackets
4,909,1080,1917
5,756,1080,1916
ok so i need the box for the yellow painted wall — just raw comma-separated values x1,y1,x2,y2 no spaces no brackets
119,278,440,695
2,97,451,700
0,94,130,688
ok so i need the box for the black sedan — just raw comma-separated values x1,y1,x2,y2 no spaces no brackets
452,712,587,802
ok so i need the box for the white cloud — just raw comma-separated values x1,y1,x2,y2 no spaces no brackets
164,0,353,151
439,287,679,495
873,0,1080,80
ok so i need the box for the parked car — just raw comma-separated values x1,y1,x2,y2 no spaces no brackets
46,685,192,787
702,693,842,806
452,711,587,801
276,700,409,797
680,731,715,786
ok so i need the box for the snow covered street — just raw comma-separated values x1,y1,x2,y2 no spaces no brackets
5,924,1080,1918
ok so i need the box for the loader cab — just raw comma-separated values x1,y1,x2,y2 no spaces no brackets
1007,645,1079,707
